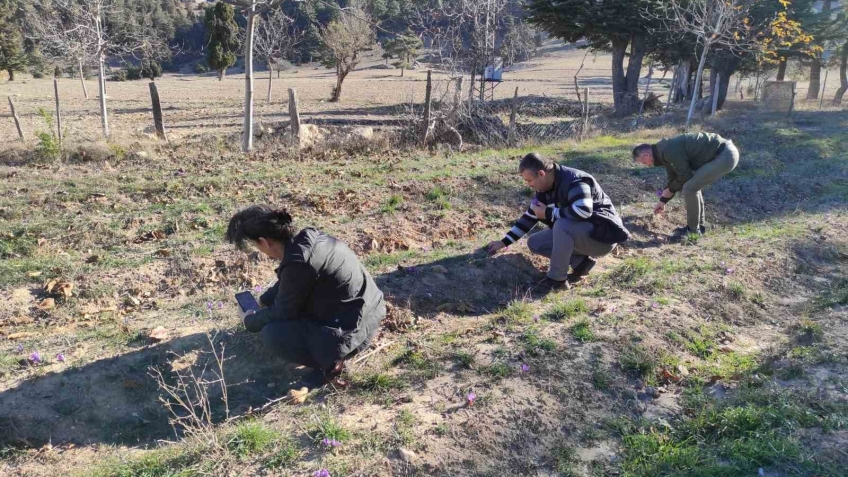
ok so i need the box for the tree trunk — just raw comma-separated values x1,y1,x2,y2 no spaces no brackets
611,36,644,117
98,57,109,138
777,59,787,81
807,58,822,100
267,62,273,103
332,68,348,102
8,69,14,81
401,67,404,78
833,43,848,105
218,68,225,81
78,59,89,99
242,3,256,153
675,58,692,103
687,42,711,127
468,60,477,112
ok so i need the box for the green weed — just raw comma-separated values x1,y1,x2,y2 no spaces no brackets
619,342,658,378
380,194,404,214
501,300,533,325
310,413,351,444
264,438,300,469
226,421,277,458
544,298,589,321
570,319,596,343
522,328,557,356
454,351,475,369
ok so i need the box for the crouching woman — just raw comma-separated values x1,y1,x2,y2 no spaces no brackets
226,205,385,387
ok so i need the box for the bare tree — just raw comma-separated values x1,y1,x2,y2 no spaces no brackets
30,0,119,137
222,0,283,152
411,0,509,102
318,0,375,102
254,8,303,103
658,0,759,126
27,1,98,99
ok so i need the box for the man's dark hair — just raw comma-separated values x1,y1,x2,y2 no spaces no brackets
518,152,553,174
632,144,652,158
226,205,297,250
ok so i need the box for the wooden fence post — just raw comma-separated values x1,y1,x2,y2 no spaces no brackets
582,88,590,138
7,96,24,142
711,74,720,116
819,70,828,110
54,78,63,147
508,86,519,145
421,70,432,146
453,76,464,119
288,88,301,144
148,82,167,141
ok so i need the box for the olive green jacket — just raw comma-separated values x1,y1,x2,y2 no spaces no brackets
653,132,729,193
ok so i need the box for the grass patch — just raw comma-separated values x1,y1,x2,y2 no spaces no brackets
605,257,683,294
544,298,589,321
500,300,534,325
619,342,658,378
725,281,747,300
394,409,416,446
263,438,301,469
92,446,203,477
453,351,475,369
622,382,847,477
380,194,404,214
521,328,557,356
425,186,451,210
356,372,406,392
226,421,277,458
310,413,352,444
481,362,512,379
552,445,580,477
570,319,596,343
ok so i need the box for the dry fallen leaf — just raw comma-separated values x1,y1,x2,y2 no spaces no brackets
288,387,309,405
26,271,42,278
155,249,170,257
8,332,37,340
37,298,56,310
148,326,168,343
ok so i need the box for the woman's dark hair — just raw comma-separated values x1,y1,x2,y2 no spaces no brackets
226,205,297,250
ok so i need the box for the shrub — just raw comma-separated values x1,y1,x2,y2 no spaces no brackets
111,69,128,82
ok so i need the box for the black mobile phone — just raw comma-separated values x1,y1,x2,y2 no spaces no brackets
235,291,259,313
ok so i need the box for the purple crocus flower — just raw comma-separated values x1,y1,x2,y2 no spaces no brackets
521,364,530,372
467,391,477,405
56,353,65,362
651,302,660,309
29,352,41,364
254,285,262,293
175,168,187,177
656,189,664,197
217,302,223,309
725,268,734,275
313,470,331,477
206,302,213,310
16,344,23,353
533,315,540,323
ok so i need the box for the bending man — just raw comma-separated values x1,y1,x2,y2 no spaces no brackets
487,153,630,292
632,132,739,239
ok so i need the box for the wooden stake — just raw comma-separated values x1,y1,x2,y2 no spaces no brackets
421,70,432,146
508,86,519,144
819,70,828,110
148,82,167,141
711,73,720,116
582,88,590,137
53,78,63,147
288,88,301,143
7,96,24,142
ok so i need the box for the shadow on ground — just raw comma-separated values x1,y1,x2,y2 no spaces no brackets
0,330,296,448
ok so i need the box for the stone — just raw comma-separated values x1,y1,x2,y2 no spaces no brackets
298,124,330,149
398,447,416,463
645,386,660,399
431,265,448,274
148,326,168,343
676,365,689,377
351,126,374,140
623,389,638,400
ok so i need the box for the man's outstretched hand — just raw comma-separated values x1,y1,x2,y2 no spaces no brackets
486,240,506,256
530,199,547,219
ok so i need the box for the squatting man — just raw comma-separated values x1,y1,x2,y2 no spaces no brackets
486,153,631,292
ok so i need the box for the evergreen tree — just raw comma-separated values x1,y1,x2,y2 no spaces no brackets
0,0,27,81
204,2,239,80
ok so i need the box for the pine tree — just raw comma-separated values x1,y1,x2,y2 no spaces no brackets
0,0,27,81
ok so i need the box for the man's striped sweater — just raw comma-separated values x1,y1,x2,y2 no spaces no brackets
501,165,630,246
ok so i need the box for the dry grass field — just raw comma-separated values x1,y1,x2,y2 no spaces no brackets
1,44,847,477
